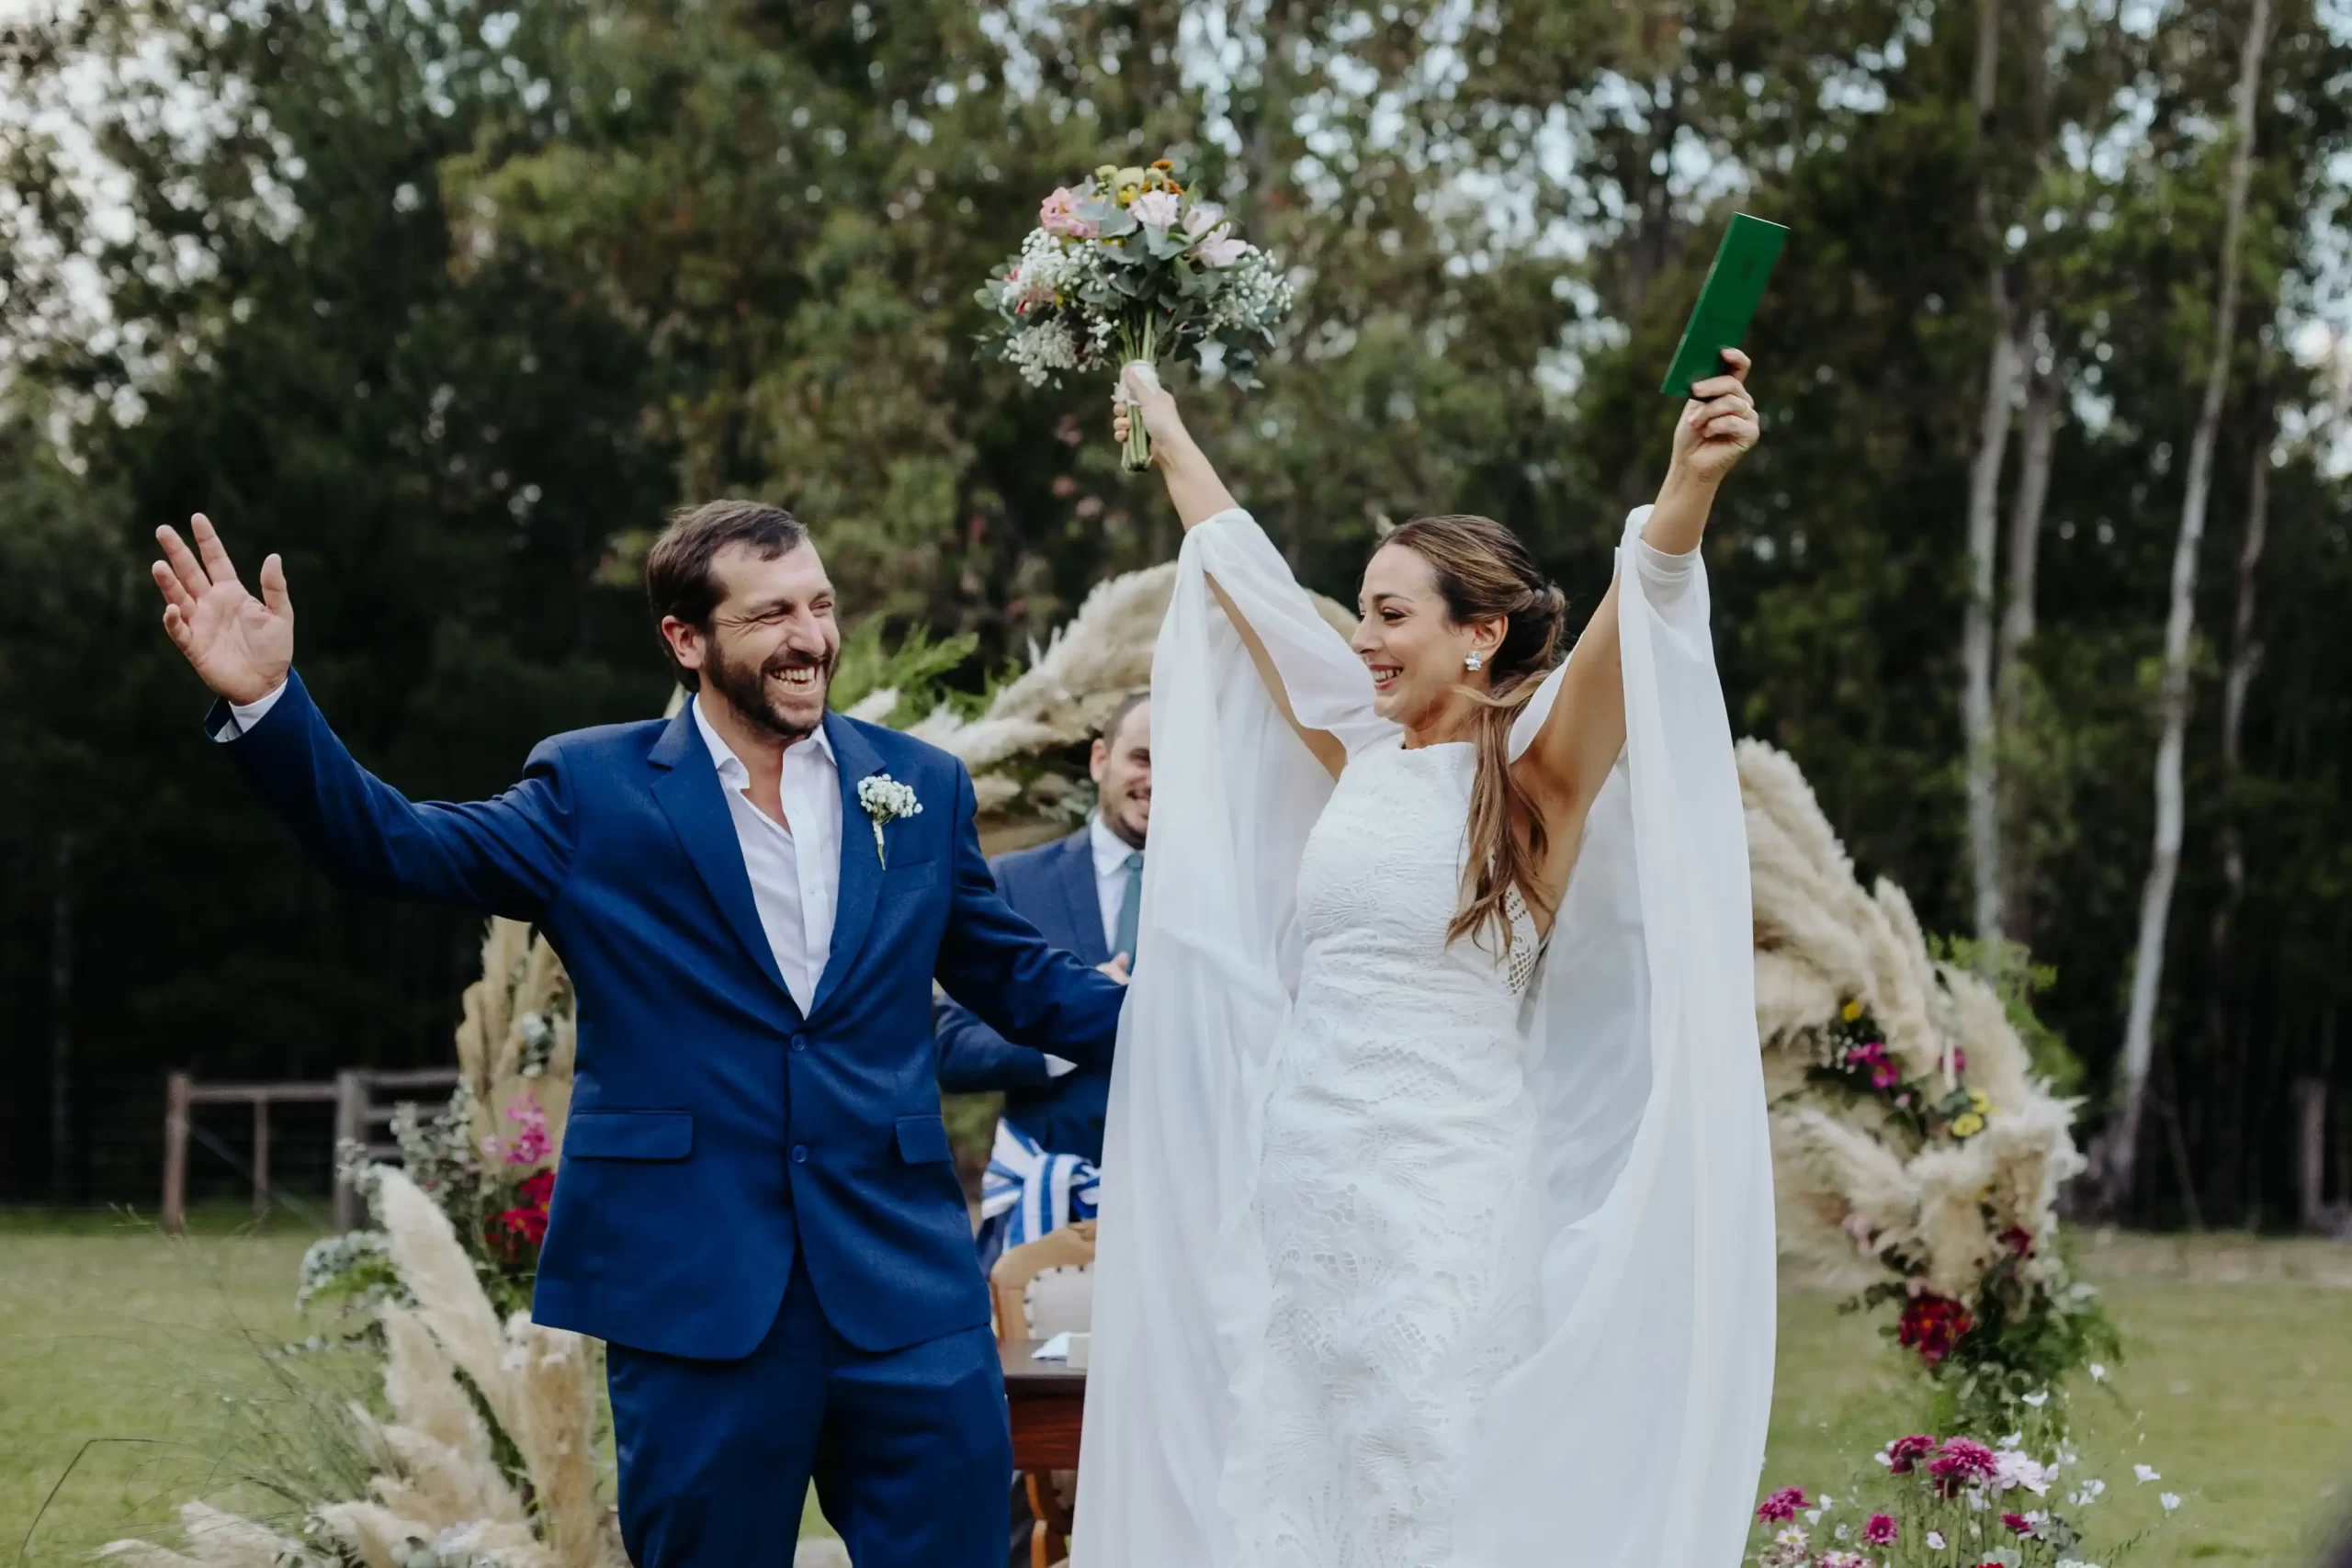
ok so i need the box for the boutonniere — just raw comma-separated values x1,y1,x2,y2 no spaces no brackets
857,773,923,867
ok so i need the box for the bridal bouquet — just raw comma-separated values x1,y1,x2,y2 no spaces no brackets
977,155,1294,468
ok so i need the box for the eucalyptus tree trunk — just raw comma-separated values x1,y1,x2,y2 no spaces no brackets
1961,0,2018,950
1996,344,2061,944
2107,0,2272,1213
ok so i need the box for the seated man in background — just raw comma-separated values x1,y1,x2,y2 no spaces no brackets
936,691,1149,1273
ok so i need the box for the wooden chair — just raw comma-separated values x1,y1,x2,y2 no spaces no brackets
989,1224,1095,1568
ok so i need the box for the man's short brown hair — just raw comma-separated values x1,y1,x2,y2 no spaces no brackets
644,500,808,690
1099,689,1150,749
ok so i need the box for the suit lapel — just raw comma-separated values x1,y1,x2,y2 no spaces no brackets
647,704,802,1017
1057,829,1113,965
810,712,884,1020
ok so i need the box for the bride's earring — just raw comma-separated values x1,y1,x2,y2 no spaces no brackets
1464,650,1484,672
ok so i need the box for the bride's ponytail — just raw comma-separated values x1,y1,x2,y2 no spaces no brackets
1379,517,1569,957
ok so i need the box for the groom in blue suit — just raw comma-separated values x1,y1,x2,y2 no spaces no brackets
147,503,1125,1568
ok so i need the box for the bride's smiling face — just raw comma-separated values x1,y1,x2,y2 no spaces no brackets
1352,542,1498,727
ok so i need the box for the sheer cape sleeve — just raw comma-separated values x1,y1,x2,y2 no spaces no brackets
1076,506,1775,1568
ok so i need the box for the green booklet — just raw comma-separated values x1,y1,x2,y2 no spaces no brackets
1660,213,1788,398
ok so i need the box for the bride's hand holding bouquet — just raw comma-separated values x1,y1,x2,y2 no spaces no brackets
977,157,1294,470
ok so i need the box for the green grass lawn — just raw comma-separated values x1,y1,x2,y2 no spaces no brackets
5,1209,2347,1566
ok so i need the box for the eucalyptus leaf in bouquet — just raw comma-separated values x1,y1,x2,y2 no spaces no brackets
977,156,1294,469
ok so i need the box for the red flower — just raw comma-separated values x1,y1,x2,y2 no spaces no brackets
1883,1434,1937,1474
1928,1438,1999,1496
2000,1225,2034,1257
1896,1292,1975,1367
2002,1513,2035,1536
516,1168,555,1210
1863,1514,1900,1546
497,1203,549,1246
1755,1487,1807,1522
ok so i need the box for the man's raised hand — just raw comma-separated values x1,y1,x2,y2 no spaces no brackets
151,513,294,705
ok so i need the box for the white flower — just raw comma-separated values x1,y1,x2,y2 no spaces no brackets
2088,1362,2109,1382
2160,1493,2180,1512
858,773,924,867
1005,319,1081,388
1927,1532,1947,1551
2134,1464,2161,1484
1193,224,1250,267
1129,189,1182,230
1996,1450,2053,1496
1182,201,1224,238
2023,1391,2049,1408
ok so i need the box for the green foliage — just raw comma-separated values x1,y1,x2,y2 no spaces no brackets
1934,935,2087,1102
829,617,985,727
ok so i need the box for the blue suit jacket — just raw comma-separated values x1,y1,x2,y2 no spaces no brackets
214,673,1124,1359
934,829,1115,1164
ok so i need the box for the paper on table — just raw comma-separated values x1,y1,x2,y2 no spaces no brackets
1033,1330,1074,1361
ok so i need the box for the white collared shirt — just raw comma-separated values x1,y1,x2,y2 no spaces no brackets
1090,814,1142,956
693,696,842,1016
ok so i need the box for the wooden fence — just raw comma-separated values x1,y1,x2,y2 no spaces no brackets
160,1066,458,1234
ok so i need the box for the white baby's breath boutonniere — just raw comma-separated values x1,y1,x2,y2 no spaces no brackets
857,773,923,867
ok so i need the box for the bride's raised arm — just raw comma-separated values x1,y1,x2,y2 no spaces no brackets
1114,365,1352,777
1515,349,1760,820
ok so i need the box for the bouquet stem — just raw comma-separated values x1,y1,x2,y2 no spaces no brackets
1118,318,1159,472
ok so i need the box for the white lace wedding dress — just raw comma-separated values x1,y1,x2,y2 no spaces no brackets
1242,739,1544,1565
1075,506,1777,1568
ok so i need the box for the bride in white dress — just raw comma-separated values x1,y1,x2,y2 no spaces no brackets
1075,352,1778,1568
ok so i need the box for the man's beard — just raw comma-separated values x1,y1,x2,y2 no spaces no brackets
705,638,833,740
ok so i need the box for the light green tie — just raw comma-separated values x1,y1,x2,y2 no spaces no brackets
1114,851,1145,965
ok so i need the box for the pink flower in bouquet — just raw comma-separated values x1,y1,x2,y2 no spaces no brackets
1755,1487,1807,1522
1863,1513,1899,1546
1129,188,1182,231
1882,1435,1937,1474
1193,225,1250,267
503,1097,550,1166
1871,1065,1900,1089
1039,186,1096,240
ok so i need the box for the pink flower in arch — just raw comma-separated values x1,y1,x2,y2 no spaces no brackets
2002,1512,2035,1536
1863,1513,1899,1547
1755,1487,1807,1522
503,1096,550,1166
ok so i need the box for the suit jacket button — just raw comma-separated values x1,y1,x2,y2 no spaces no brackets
789,1034,808,1053
791,1145,809,1164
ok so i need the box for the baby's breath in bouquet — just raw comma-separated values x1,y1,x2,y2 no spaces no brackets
978,155,1294,469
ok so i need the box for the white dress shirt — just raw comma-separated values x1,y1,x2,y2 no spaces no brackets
1090,814,1143,955
219,681,845,1017
693,696,842,1017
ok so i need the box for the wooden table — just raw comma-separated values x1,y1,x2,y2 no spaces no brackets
1001,1340,1085,1565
